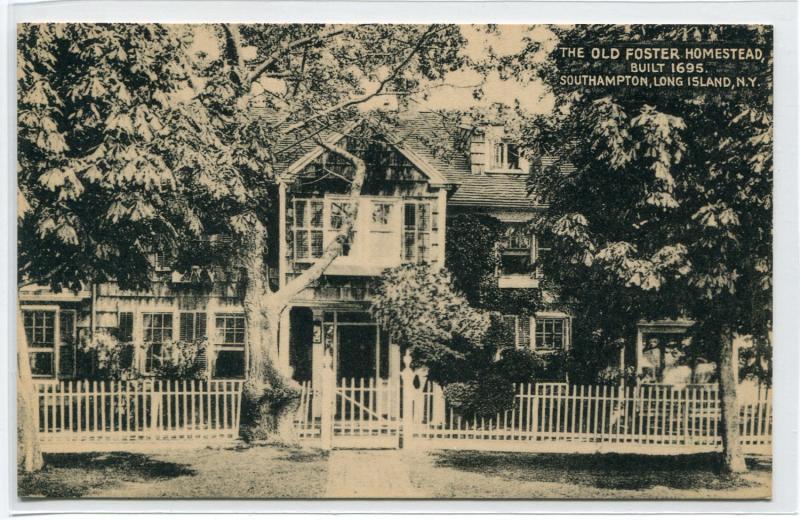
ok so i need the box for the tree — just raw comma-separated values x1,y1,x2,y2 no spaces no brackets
508,25,772,473
17,23,468,442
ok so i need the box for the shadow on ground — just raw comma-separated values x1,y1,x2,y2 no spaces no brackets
427,451,769,491
18,452,196,498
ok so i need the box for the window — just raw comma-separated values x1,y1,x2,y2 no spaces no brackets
500,225,533,276
371,203,394,227
214,314,245,378
369,201,400,261
328,200,354,256
532,235,551,278
150,246,172,271
179,312,207,343
403,202,431,263
535,318,567,351
23,310,56,377
117,312,134,342
293,199,324,260
142,312,173,373
492,141,520,170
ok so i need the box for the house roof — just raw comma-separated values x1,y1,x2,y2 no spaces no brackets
256,107,549,211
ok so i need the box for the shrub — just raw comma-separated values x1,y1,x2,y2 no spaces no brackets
78,332,209,380
79,331,137,380
443,373,516,419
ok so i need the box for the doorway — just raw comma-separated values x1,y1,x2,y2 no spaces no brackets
337,324,378,380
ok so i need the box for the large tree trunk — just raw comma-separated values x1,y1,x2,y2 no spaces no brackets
718,327,747,474
239,221,300,444
17,309,44,472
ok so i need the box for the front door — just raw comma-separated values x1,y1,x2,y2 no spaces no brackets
336,324,378,381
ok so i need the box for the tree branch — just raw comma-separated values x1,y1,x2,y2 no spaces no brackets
277,25,444,135
276,139,367,305
246,27,350,89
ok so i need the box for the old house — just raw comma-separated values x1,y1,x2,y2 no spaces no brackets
20,109,715,386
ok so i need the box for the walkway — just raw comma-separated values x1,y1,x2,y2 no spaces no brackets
324,449,421,498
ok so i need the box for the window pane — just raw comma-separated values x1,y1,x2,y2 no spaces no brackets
404,203,416,228
311,230,324,257
30,352,54,377
214,350,245,378
295,230,308,259
118,312,134,342
403,231,416,261
310,201,324,228
23,311,56,348
372,203,392,226
295,200,306,226
507,144,520,169
417,203,430,231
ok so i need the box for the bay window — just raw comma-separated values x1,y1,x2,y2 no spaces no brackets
290,196,434,265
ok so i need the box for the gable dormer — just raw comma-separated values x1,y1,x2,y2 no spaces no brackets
469,125,529,175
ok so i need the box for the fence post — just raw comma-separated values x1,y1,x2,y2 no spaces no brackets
320,350,334,450
401,350,416,449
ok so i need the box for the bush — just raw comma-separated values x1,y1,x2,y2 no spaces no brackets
79,331,137,380
443,373,516,419
78,332,208,380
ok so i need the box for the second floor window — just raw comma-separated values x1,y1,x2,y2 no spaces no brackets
403,202,431,263
293,199,324,260
328,201,354,256
492,141,520,170
499,225,533,275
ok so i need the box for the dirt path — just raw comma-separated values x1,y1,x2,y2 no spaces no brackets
324,449,423,498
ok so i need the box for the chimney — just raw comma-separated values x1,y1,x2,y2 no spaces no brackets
468,126,487,175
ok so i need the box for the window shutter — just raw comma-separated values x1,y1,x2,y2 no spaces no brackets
179,312,193,342
118,312,134,342
517,316,531,350
196,312,207,340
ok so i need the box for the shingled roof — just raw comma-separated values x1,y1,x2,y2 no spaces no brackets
258,107,545,211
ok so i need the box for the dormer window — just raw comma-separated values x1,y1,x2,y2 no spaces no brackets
491,141,520,171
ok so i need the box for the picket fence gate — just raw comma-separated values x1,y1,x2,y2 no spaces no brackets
35,379,243,452
294,352,772,455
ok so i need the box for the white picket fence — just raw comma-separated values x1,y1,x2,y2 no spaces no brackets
35,379,244,451
294,377,401,448
412,381,772,455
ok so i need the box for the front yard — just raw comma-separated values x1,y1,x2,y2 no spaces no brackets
19,445,770,499
405,450,771,499
19,444,330,498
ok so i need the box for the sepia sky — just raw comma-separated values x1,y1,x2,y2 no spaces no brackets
189,24,556,115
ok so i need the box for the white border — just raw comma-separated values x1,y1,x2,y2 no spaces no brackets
2,1,798,516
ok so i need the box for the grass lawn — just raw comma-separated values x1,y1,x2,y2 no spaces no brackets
406,451,772,499
18,444,329,498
